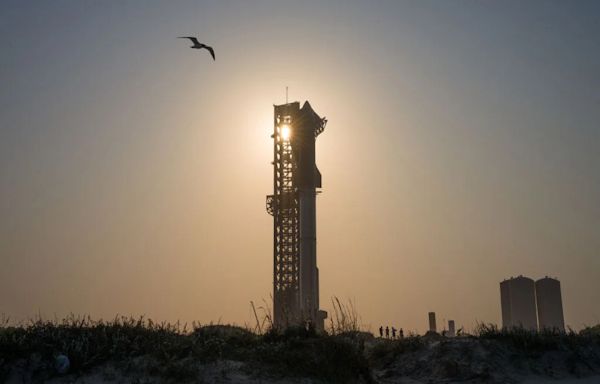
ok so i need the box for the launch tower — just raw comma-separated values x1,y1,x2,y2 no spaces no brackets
266,101,327,330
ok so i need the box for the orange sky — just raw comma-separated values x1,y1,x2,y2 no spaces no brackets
1,1,599,333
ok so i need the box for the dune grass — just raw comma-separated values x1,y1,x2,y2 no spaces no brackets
0,315,372,383
2,315,599,383
474,323,600,352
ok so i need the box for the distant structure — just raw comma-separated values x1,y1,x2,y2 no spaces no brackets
266,100,327,330
536,277,565,331
428,312,437,333
448,320,456,337
500,276,538,330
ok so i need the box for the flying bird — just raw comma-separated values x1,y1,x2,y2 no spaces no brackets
178,37,215,60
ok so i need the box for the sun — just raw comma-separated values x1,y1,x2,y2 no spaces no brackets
281,124,291,140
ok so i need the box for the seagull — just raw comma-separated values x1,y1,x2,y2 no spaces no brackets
178,37,215,60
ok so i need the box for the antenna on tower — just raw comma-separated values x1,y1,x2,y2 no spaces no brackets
286,86,288,104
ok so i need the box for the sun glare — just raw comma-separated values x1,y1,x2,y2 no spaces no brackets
281,124,291,140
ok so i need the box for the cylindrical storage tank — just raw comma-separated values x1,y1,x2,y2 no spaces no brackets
535,277,565,331
500,276,538,330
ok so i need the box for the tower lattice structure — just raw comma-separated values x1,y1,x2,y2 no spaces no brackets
266,101,327,329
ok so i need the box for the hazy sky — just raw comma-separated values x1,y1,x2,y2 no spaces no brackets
1,1,599,333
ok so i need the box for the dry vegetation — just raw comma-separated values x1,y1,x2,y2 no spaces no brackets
0,315,371,383
1,313,599,383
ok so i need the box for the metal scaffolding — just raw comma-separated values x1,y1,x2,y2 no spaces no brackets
266,101,327,330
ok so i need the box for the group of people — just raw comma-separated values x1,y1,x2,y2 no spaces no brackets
378,325,404,339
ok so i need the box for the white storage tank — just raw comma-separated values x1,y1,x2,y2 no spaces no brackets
500,276,538,330
535,277,565,331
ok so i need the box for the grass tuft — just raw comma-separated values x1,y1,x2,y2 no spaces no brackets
0,315,373,382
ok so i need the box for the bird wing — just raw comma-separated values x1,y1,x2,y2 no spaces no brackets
204,45,215,60
178,36,200,46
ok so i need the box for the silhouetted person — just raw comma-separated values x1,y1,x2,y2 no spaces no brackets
385,326,390,338
178,37,215,60
400,328,404,339
306,320,315,334
379,326,383,338
392,327,397,339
